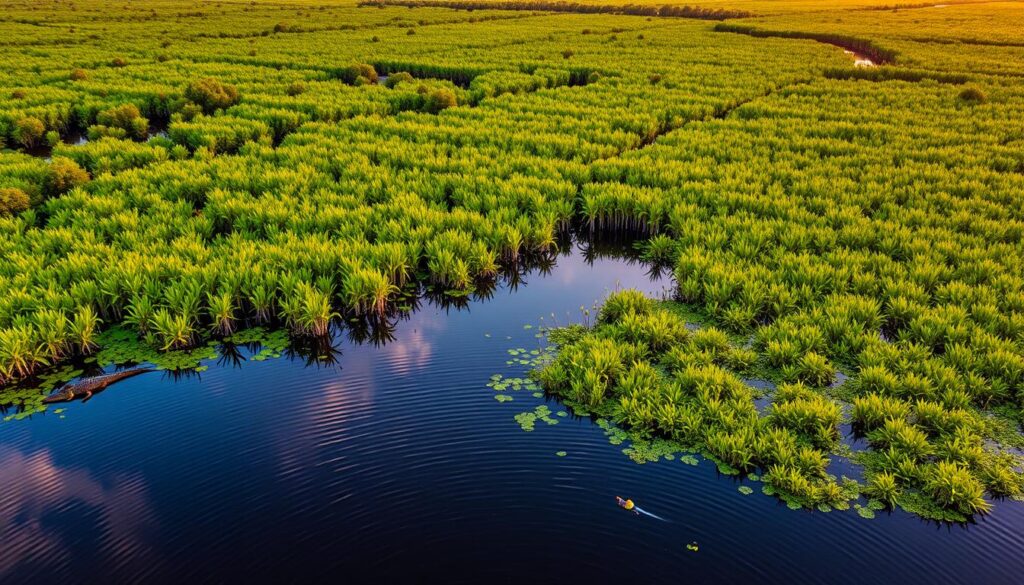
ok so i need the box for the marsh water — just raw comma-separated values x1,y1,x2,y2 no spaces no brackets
2,240,1023,584
843,49,877,67
14,120,170,160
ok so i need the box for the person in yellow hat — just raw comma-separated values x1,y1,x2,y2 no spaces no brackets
616,496,639,515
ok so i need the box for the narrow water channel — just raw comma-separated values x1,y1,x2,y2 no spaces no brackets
11,120,170,160
843,49,877,67
1,240,1022,584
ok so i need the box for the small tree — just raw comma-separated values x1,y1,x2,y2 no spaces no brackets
13,116,46,147
341,63,378,85
384,71,414,88
959,85,987,104
48,157,90,195
423,88,457,114
96,103,149,139
110,56,128,67
70,68,88,81
0,187,30,216
184,77,240,113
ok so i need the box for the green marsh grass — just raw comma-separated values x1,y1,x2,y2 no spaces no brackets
534,289,1024,521
0,0,1023,523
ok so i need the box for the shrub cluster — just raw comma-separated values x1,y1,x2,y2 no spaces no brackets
184,77,241,113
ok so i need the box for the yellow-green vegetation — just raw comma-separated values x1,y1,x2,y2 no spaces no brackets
1,0,840,386
1,0,1023,521
537,290,1024,521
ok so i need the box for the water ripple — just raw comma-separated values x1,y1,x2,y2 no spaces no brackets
1,246,1023,583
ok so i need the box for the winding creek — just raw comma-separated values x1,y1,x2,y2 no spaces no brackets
11,120,170,161
843,49,877,67
2,241,1024,584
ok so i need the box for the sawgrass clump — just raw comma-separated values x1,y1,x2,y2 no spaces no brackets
538,290,1022,520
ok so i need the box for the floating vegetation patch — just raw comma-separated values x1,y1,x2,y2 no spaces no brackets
513,404,559,432
226,328,290,361
738,486,754,495
487,373,543,393
855,504,876,519
623,437,687,465
555,450,567,457
95,327,218,371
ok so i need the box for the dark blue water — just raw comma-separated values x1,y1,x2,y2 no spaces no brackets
1,242,1023,584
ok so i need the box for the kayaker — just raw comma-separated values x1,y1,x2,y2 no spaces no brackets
616,496,639,514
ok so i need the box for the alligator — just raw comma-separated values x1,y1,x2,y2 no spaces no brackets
43,368,153,403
